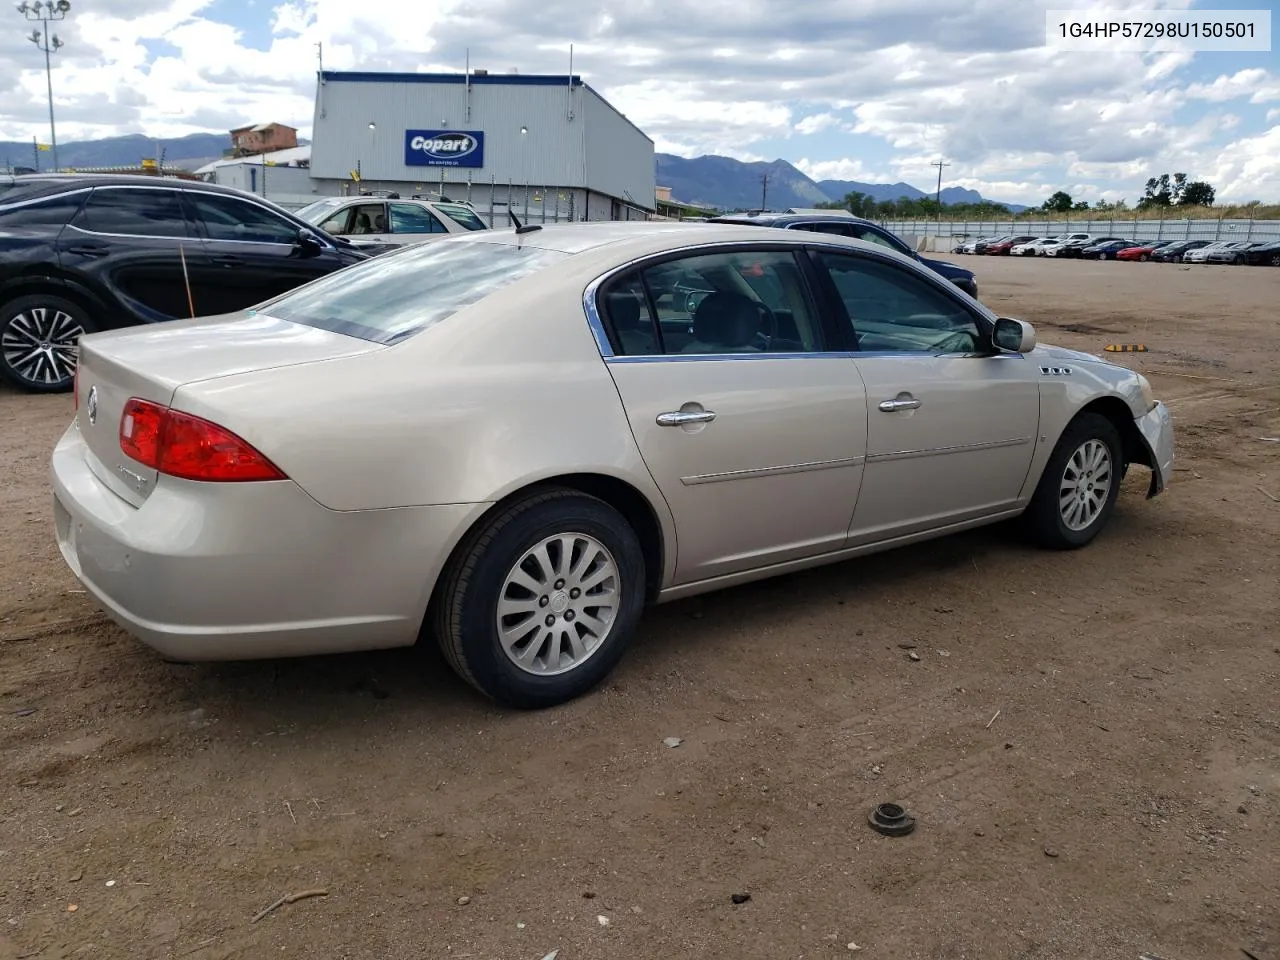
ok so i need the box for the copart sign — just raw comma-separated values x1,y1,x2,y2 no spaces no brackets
404,130,485,168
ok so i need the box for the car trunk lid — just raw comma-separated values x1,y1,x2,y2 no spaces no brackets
74,311,382,507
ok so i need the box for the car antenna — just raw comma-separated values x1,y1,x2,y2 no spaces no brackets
515,223,541,234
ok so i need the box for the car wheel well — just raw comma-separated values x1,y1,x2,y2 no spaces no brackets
425,474,666,634
1077,396,1150,471
1,280,100,325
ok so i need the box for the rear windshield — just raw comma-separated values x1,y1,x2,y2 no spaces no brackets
261,236,569,345
436,203,487,231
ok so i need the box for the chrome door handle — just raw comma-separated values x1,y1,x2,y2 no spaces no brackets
656,410,716,426
878,398,922,412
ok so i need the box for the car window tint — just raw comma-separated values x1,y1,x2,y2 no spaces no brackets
187,193,300,244
318,208,353,234
634,249,824,355
599,271,660,356
816,251,982,354
390,203,448,234
435,203,487,231
848,226,907,254
261,237,569,345
331,203,386,235
0,191,86,227
75,188,191,238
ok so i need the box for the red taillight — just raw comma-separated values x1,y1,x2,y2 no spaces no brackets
119,398,286,482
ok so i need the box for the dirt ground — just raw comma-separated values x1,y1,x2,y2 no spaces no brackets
2,256,1278,960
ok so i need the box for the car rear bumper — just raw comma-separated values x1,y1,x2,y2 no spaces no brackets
1135,402,1174,498
50,418,485,661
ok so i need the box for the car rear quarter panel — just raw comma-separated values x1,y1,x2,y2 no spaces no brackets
169,259,678,570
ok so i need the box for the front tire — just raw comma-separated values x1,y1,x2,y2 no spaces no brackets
0,294,95,393
1021,413,1124,550
432,489,647,709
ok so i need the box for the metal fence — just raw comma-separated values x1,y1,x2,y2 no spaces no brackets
878,216,1280,245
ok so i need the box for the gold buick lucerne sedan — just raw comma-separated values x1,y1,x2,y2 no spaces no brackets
51,221,1174,708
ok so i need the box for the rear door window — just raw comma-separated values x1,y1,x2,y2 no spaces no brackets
73,187,193,238
390,203,448,234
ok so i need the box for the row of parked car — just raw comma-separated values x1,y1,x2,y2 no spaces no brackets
954,233,1280,265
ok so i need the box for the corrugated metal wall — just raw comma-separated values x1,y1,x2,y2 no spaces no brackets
582,90,656,213
310,75,655,203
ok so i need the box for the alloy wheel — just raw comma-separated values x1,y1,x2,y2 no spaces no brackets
1059,439,1113,532
495,533,620,676
1,305,84,387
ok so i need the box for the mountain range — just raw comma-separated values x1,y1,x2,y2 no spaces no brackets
1,131,1025,211
1,132,232,173
656,154,1027,212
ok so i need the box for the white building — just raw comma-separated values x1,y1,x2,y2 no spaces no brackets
307,69,656,223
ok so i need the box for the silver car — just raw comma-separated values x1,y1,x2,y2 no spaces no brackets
51,222,1174,708
292,195,488,249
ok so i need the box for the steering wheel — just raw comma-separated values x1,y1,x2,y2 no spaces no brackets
753,302,779,350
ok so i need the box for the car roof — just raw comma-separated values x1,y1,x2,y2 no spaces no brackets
450,220,924,261
709,212,880,227
0,173,286,203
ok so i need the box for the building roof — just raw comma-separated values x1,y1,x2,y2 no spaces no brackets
320,70,582,87
194,145,312,175
232,121,294,133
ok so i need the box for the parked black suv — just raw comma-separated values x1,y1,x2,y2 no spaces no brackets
706,213,980,298
0,174,370,392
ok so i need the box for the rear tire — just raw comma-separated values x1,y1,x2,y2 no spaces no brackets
0,294,96,393
1139,254,1149,262
1021,413,1124,550
432,488,647,709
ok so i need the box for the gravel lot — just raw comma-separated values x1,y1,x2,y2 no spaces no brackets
2,256,1278,960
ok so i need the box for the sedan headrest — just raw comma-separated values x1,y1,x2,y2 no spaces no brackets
692,292,759,348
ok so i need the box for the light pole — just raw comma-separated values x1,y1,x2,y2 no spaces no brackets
18,0,70,173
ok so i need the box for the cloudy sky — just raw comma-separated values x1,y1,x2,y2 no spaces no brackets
2,0,1277,204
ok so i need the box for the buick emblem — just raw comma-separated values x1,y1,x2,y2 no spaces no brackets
86,384,98,425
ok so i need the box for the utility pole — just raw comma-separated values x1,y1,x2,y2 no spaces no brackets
760,171,771,212
931,159,950,234
18,0,71,173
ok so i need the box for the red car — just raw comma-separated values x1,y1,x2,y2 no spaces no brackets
984,235,1040,255
1116,241,1174,262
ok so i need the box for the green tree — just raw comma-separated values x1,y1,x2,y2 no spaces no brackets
1042,190,1074,212
1178,180,1215,206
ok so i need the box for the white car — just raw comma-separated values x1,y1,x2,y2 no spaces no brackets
960,236,1001,254
1011,237,1061,256
1041,234,1097,257
293,195,489,249
1182,241,1233,263
51,222,1174,708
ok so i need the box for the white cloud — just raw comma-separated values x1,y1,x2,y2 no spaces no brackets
0,0,1275,202
1184,69,1275,103
793,157,891,184
794,113,840,135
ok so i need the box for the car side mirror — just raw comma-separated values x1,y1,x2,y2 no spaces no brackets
295,228,324,256
992,317,1036,353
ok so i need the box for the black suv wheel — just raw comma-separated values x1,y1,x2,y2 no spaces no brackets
0,294,95,393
